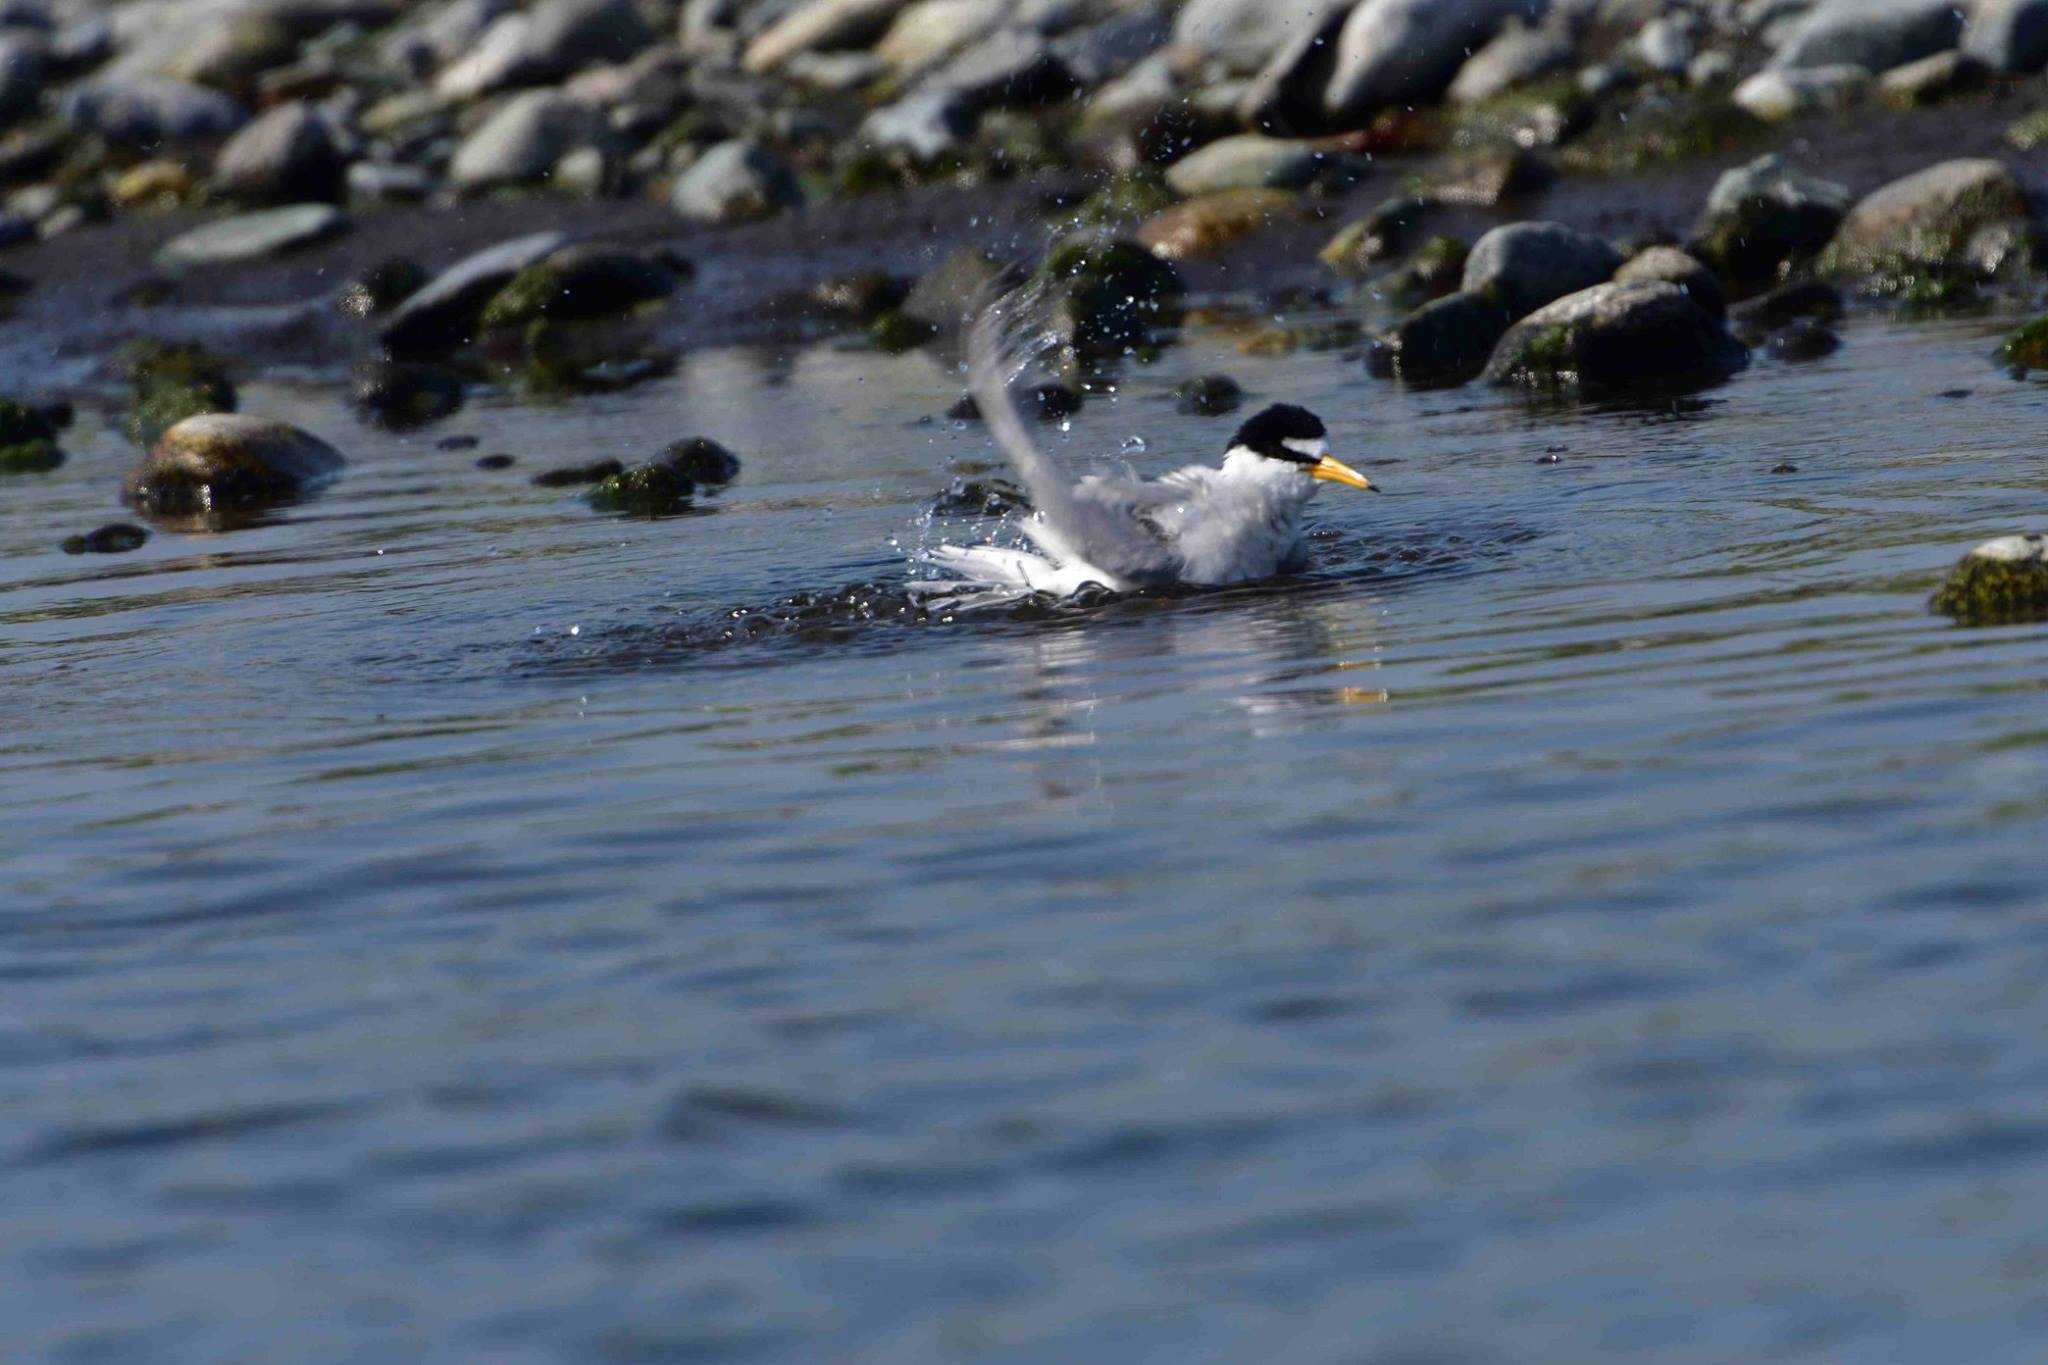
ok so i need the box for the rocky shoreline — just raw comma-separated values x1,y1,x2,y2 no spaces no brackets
5,0,2048,619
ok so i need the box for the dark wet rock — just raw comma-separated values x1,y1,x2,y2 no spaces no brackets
1732,64,1870,120
1965,0,2048,73
1818,158,2034,287
213,102,344,205
1380,233,1471,306
1878,49,1987,104
1483,280,1750,393
1175,373,1244,415
124,414,342,515
352,361,465,429
671,139,803,223
1447,18,1573,105
61,76,246,146
0,31,44,124
663,436,741,484
1731,279,1845,333
1026,383,1081,420
379,230,567,355
945,393,980,420
1766,319,1841,360
1325,0,1545,121
899,247,1005,335
1771,461,1799,474
929,475,1027,516
1163,134,1354,196
1614,246,1725,317
1771,0,1964,73
1931,533,2048,625
1690,153,1851,289
340,257,431,318
154,203,347,269
1383,288,1513,386
1038,234,1185,364
1134,188,1301,261
1318,194,1429,275
437,434,479,450
61,523,149,554
479,246,679,328
588,461,695,515
809,270,909,323
127,340,237,448
449,90,599,193
1462,221,1622,321
476,453,515,469
0,396,59,471
532,457,624,487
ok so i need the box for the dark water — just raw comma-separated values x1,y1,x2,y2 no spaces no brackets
6,312,2048,1362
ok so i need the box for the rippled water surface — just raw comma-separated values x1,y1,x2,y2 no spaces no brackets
8,313,2048,1362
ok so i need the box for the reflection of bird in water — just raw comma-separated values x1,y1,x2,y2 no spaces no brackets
924,292,1380,598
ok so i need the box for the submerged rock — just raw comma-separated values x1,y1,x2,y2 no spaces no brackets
154,204,348,269
1482,280,1750,393
61,523,150,554
1175,373,1244,415
379,231,567,355
533,457,624,487
1690,153,1851,288
662,436,741,484
1931,534,2048,625
1462,221,1622,321
1765,318,1841,360
0,397,62,472
124,414,342,516
1818,158,2033,288
127,340,237,448
670,139,803,222
587,461,695,515
1383,288,1513,386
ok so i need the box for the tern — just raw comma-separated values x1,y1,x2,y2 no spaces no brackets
924,297,1379,599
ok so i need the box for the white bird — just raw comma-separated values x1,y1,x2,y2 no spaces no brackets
923,293,1379,598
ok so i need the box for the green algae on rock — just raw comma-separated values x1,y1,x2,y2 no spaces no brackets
1931,534,2048,626
1557,95,1767,176
587,461,696,516
1483,280,1749,394
1068,168,1178,230
477,247,680,329
1817,159,2034,290
1998,315,2048,370
1036,234,1186,364
126,340,238,448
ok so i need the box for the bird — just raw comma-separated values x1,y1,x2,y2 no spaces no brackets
922,294,1379,598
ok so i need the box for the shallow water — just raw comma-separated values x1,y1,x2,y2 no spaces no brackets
6,311,2048,1362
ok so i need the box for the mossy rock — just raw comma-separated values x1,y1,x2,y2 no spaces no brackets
588,462,696,516
0,437,60,472
1999,315,2048,370
1818,160,2033,284
1037,235,1186,363
125,340,237,448
1448,77,1589,154
1069,169,1178,229
0,397,59,446
478,249,679,330
1558,96,1768,176
1380,234,1470,308
869,309,937,353
123,414,342,516
662,437,740,484
2006,109,2048,151
1931,535,2048,625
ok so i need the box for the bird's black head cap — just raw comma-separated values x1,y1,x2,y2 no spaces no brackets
1230,404,1326,462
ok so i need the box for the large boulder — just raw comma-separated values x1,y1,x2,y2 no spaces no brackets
1325,0,1546,121
1769,0,1964,71
449,90,597,192
1817,158,2033,281
379,230,568,354
1689,153,1851,287
670,140,803,222
123,414,343,516
1482,279,1750,392
1962,0,2048,74
1461,220,1621,320
1931,534,2048,625
213,101,344,204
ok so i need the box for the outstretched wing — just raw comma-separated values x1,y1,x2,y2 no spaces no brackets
967,283,1183,585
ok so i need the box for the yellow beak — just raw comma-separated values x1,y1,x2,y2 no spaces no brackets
1310,454,1376,491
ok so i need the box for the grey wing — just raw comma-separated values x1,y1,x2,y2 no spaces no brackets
968,287,1183,583
1072,467,1216,545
